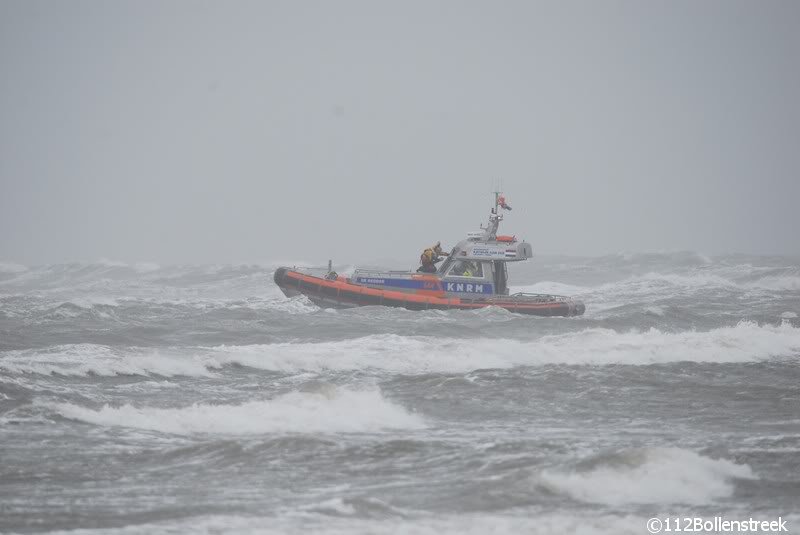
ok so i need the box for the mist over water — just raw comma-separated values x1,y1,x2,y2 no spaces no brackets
3,0,800,531
1,253,799,533
3,1,800,265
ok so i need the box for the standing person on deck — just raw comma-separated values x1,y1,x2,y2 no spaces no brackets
417,242,447,273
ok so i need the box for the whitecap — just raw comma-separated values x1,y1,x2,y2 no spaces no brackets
51,387,424,435
204,321,800,373
0,344,215,378
539,447,754,505
749,276,800,291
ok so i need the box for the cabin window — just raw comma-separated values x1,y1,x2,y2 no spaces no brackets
437,250,456,274
448,260,483,278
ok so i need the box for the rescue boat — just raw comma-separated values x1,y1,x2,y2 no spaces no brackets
273,193,585,317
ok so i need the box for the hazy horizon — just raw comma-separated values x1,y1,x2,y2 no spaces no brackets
2,0,799,266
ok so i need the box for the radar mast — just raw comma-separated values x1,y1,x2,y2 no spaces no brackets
481,190,512,240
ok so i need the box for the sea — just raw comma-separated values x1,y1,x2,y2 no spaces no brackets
1,252,799,534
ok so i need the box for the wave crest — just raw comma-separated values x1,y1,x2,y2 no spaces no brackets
0,344,215,377
4,322,798,378
207,321,800,373
51,387,424,435
539,447,754,505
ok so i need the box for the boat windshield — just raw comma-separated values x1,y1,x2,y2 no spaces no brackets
437,248,457,274
447,260,483,278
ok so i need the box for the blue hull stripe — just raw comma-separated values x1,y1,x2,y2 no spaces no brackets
354,277,493,294
354,277,441,291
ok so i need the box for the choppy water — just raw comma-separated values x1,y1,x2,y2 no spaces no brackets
1,253,799,534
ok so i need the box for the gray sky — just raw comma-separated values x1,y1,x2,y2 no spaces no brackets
2,0,799,265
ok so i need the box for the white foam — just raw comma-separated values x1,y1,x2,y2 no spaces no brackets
613,250,713,265
63,296,120,308
52,387,424,435
637,271,738,288
0,344,215,377
512,281,589,295
540,447,754,505
253,295,318,314
586,269,800,301
515,273,743,316
96,258,129,267
749,275,800,291
133,262,161,273
305,497,358,515
5,322,798,379
39,512,650,535
588,273,737,302
207,321,800,373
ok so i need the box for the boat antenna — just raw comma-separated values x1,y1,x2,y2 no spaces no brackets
484,183,513,239
485,186,503,239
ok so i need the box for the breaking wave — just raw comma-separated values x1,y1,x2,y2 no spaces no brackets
517,269,800,302
4,321,798,377
539,447,754,505
0,344,215,377
207,321,800,373
51,386,424,435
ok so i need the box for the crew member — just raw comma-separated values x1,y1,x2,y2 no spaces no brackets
453,260,478,277
417,242,447,273
462,262,476,277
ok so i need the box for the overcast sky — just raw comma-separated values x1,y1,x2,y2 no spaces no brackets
1,0,798,265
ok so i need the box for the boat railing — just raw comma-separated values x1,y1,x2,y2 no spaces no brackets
351,269,416,279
